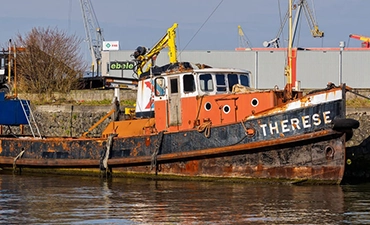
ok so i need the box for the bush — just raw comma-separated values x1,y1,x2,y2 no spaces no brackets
13,27,87,94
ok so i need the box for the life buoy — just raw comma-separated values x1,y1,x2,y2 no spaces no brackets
332,118,360,130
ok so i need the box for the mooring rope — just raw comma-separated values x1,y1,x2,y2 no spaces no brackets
197,121,211,138
193,95,204,127
13,148,25,173
151,131,164,172
347,89,370,101
100,133,117,177
240,121,249,135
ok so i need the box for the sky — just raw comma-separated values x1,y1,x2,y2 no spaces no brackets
1,0,369,63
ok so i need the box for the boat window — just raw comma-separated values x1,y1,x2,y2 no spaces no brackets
154,77,165,96
183,74,195,93
240,74,250,87
199,74,214,92
170,78,178,94
227,74,238,91
216,74,227,92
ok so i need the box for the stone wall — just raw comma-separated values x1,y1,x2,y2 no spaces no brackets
9,89,136,137
1,105,116,137
18,89,137,103
346,109,370,147
34,105,115,137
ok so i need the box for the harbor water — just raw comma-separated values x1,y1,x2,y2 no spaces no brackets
1,172,370,224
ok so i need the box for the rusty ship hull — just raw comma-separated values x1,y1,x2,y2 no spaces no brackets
0,131,346,184
0,86,355,184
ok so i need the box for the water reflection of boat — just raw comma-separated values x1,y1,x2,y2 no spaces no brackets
0,1,360,184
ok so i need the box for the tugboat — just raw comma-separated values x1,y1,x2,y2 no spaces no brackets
0,4,359,184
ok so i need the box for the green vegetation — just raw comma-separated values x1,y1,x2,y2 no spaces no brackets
31,98,136,107
346,98,370,108
121,99,136,106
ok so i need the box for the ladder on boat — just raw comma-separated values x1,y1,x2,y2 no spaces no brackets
20,99,41,138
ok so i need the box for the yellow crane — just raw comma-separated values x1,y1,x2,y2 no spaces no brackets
236,25,252,50
132,23,178,76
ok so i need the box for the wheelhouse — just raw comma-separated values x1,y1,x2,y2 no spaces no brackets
135,66,252,119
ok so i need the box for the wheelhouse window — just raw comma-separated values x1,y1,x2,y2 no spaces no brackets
170,78,178,94
227,74,238,91
154,77,165,96
227,73,250,91
183,74,195,93
216,74,227,92
240,74,250,87
199,73,214,92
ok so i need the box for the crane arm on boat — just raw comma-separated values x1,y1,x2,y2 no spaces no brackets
131,23,178,76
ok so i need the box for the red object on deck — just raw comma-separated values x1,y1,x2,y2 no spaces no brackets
349,34,370,48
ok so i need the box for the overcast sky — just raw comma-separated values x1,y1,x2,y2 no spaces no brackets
1,0,369,62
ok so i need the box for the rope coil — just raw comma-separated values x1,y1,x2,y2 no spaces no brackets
197,121,211,138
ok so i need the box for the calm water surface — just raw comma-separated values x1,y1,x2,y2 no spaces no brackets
1,172,370,224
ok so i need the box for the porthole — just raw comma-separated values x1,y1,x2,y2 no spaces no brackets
223,105,230,114
251,98,259,107
204,102,212,111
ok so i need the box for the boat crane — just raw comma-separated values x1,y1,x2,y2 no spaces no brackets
131,23,178,77
80,0,104,76
264,0,323,48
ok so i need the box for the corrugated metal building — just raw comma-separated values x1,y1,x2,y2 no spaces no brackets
101,48,370,89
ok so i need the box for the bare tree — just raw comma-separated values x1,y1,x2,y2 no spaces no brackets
14,27,87,94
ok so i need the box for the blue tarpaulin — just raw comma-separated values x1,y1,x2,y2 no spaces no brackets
0,92,30,125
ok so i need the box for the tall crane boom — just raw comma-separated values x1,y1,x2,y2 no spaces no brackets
236,25,251,50
301,0,323,38
80,0,104,76
264,0,323,48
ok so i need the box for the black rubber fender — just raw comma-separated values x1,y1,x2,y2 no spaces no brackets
332,118,360,130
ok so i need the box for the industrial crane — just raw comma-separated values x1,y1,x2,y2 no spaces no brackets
236,25,252,50
349,34,370,48
263,0,324,48
80,0,104,76
131,23,178,76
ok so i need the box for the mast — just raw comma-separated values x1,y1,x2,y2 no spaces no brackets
284,0,293,100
